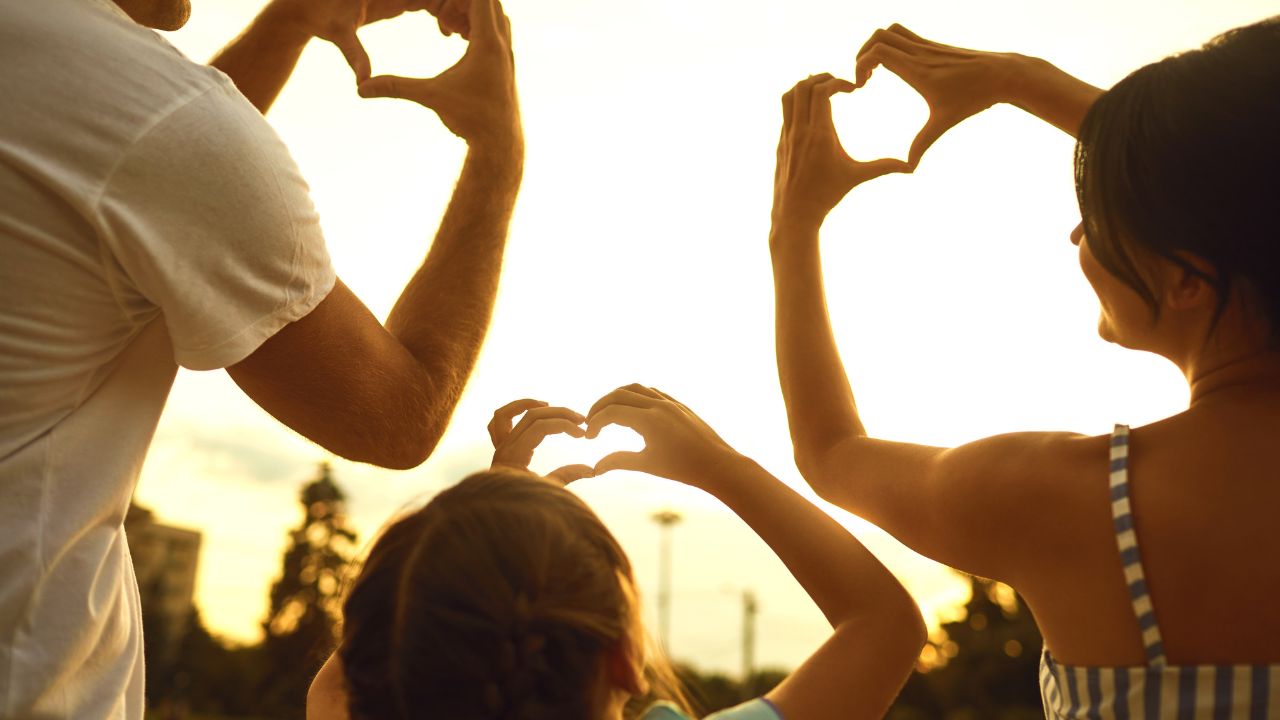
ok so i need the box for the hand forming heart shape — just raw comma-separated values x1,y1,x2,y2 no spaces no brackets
279,0,471,84
854,23,1019,170
489,399,596,484
488,386,744,491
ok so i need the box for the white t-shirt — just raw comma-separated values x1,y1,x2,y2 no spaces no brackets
0,0,336,716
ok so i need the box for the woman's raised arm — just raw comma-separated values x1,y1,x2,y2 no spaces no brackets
586,384,926,720
769,75,1096,584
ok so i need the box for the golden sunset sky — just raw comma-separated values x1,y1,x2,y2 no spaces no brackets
135,0,1275,674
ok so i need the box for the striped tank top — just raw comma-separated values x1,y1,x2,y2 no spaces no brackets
1039,425,1280,718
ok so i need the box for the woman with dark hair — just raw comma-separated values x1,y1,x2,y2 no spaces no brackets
771,17,1280,717
306,389,926,720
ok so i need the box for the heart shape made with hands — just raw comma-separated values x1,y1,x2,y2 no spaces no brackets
829,70,929,170
318,0,471,83
525,425,644,480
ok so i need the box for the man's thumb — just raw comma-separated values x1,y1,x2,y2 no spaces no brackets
357,74,423,100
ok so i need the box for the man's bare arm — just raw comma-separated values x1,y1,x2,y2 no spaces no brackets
208,2,317,114
228,0,520,469
209,0,469,115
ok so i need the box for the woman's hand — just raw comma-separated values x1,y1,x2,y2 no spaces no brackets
488,399,592,485
585,385,743,488
771,74,909,234
854,24,1024,169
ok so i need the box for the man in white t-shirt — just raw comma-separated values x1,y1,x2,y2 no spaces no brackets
0,0,521,715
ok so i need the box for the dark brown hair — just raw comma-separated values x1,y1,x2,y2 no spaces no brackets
338,470,692,720
1075,16,1280,335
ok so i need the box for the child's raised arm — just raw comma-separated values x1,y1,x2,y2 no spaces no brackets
587,385,926,720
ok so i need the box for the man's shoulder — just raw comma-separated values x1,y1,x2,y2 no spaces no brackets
1,0,235,138
0,0,259,201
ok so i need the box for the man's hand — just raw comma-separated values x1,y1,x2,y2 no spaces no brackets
265,0,472,83
357,0,518,151
771,74,909,234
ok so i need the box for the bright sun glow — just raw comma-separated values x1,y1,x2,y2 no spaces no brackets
134,0,1276,673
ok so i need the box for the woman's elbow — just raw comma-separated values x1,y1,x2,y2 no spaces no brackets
793,445,845,502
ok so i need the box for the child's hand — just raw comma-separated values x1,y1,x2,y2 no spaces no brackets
488,399,592,484
585,384,743,488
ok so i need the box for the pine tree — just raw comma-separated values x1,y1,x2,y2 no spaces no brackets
258,462,358,719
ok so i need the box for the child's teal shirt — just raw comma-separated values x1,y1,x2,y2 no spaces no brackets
641,699,782,720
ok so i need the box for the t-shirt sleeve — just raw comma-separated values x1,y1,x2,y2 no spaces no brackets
95,79,336,371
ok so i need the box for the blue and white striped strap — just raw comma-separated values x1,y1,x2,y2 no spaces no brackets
1109,424,1167,667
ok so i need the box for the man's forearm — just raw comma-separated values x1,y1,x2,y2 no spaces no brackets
210,3,312,114
771,225,866,477
1004,55,1104,138
384,143,524,449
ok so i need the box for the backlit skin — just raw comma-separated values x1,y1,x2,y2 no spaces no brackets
775,24,1280,669
111,0,191,30
1072,223,1151,349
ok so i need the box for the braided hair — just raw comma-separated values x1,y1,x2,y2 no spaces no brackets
339,470,691,720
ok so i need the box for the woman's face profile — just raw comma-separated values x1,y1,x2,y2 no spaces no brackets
1074,224,1152,350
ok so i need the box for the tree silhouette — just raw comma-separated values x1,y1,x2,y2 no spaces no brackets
889,576,1044,720
257,462,359,719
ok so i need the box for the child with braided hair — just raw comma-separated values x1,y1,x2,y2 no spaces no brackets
306,386,926,720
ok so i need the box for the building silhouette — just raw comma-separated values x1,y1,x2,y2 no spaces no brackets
125,502,202,663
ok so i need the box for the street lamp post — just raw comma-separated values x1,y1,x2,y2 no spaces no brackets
651,509,682,653
742,589,758,694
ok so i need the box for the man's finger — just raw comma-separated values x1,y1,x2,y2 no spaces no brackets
856,27,924,64
592,451,651,477
333,31,372,84
811,77,855,129
438,10,470,38
793,73,833,127
855,156,913,182
357,74,423,99
465,0,500,43
781,86,796,134
856,44,921,90
887,23,933,46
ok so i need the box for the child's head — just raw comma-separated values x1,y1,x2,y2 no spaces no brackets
336,469,687,720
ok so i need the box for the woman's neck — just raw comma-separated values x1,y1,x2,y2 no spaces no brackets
1187,345,1280,406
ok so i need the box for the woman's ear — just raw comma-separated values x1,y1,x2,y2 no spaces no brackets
1162,252,1218,313
604,633,649,697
